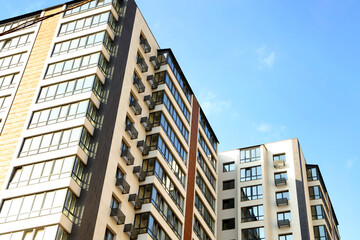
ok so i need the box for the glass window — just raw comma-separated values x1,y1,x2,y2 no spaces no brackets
307,166,319,181
241,205,264,222
242,227,265,240
222,198,235,209
104,228,114,240
223,180,235,190
279,234,293,240
223,162,235,172
222,218,235,230
240,147,261,163
311,205,325,220
273,153,286,162
314,225,329,240
241,185,263,201
0,73,18,90
276,191,289,200
309,186,322,200
240,166,262,181
277,211,291,221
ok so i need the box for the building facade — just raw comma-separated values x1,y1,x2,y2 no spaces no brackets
0,0,218,239
217,139,340,240
0,1,339,240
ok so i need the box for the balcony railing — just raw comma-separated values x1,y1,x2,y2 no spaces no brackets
116,177,130,194
147,75,158,89
129,194,142,210
140,38,151,53
276,197,289,206
140,117,153,132
133,77,145,93
126,124,138,139
144,95,155,110
275,177,287,186
124,224,139,240
137,140,150,155
274,159,285,168
130,100,142,115
278,219,290,228
111,207,126,225
150,56,160,70
121,149,135,165
133,166,146,181
137,57,148,73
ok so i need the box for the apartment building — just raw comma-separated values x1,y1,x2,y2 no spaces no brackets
0,0,218,239
217,139,340,240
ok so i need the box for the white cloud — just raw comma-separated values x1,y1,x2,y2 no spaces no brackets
256,123,272,132
199,91,231,116
256,46,276,69
346,158,356,169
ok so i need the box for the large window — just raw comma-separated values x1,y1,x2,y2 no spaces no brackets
277,211,291,222
241,185,263,201
276,191,289,200
311,205,325,220
0,189,76,223
53,31,112,57
104,228,114,240
241,205,264,222
240,166,262,181
19,127,91,157
59,12,117,36
0,15,39,33
223,198,235,210
199,112,217,152
240,147,260,163
196,172,215,210
0,33,32,52
274,153,286,162
223,179,235,190
307,166,319,181
193,216,211,240
8,156,84,189
242,227,265,240
223,162,235,172
64,0,121,17
279,234,293,240
0,95,11,111
0,225,68,240
134,213,171,240
0,52,27,70
314,225,329,240
45,52,107,78
309,186,322,200
29,100,97,128
194,193,215,233
38,75,102,103
0,73,18,90
222,218,235,230
197,152,216,190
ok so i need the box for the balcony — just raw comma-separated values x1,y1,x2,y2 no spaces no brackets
116,177,130,194
140,38,151,53
276,197,289,206
137,140,150,155
137,57,148,73
275,177,287,186
274,159,285,168
121,149,135,165
144,95,155,110
150,56,160,70
128,194,142,210
278,219,291,228
147,75,158,89
111,207,126,225
140,117,153,132
130,100,142,115
133,166,146,181
133,77,145,93
126,124,138,139
124,224,138,240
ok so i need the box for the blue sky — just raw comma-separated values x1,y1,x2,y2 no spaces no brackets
1,0,359,238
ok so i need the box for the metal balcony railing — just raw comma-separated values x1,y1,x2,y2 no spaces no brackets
133,166,146,181
137,140,150,155
116,177,130,194
110,207,126,225
130,100,142,115
276,197,289,206
137,57,148,73
128,194,142,210
124,224,138,240
144,95,155,110
278,219,291,228
150,56,160,70
275,177,287,186
121,149,135,165
140,38,151,53
126,124,138,139
133,77,145,93
147,75,158,89
140,117,153,132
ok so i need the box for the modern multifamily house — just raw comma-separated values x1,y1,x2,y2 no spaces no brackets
0,1,339,240
217,139,340,240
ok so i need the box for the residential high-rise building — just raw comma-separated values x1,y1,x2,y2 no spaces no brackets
0,1,340,240
217,139,340,240
0,0,218,239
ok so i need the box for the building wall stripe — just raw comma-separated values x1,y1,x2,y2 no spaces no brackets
183,97,200,240
0,7,62,189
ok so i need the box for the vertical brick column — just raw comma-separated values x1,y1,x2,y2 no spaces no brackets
183,97,200,240
0,7,61,188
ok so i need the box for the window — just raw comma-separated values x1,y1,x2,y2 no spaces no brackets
52,31,112,56
314,225,329,240
59,12,117,36
279,234,293,240
242,227,265,240
241,205,264,222
274,153,286,161
240,147,260,163
196,173,215,210
0,95,11,111
223,162,235,172
276,191,289,200
193,216,211,240
45,52,107,78
0,225,68,240
37,75,102,103
199,112,217,152
223,179,235,190
134,213,171,240
307,166,319,181
240,166,262,181
309,186,322,200
275,172,288,185
0,52,27,70
277,211,291,221
8,156,83,188
222,198,235,209
0,33,32,52
19,127,91,157
65,0,120,17
312,205,325,220
241,185,263,201
104,228,114,240
0,15,39,33
0,73,18,90
194,194,215,233
29,100,96,128
197,152,216,190
222,218,235,230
